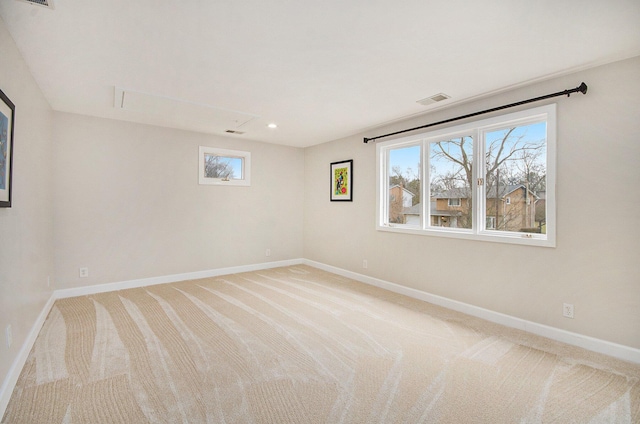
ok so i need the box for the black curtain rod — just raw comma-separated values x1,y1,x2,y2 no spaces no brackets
363,82,588,143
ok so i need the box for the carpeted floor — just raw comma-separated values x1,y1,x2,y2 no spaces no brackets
3,265,640,423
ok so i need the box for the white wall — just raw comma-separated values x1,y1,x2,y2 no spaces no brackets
53,113,304,288
304,56,640,350
0,20,54,389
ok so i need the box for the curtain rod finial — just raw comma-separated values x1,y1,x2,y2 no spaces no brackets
363,137,370,144
578,82,588,95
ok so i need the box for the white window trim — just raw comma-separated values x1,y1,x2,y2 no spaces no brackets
376,104,556,247
198,146,251,186
448,198,461,207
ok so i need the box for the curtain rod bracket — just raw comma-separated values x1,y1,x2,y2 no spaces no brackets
364,82,588,144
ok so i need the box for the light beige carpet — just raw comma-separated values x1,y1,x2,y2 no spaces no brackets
2,265,640,423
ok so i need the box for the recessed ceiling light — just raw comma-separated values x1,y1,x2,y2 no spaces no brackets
267,123,278,129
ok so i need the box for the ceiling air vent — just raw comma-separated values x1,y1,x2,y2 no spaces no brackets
225,130,245,135
16,0,54,9
416,93,450,106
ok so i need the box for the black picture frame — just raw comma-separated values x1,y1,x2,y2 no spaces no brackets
330,159,353,202
0,88,15,208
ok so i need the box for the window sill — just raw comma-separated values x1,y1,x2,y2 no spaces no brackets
377,224,555,248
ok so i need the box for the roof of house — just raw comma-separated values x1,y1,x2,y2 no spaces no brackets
432,187,471,199
389,185,416,198
434,184,539,200
403,202,461,217
403,204,421,215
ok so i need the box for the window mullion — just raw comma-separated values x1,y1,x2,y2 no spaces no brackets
474,129,484,234
380,145,389,226
422,139,428,229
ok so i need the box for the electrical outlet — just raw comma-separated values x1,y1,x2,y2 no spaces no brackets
362,259,368,269
265,249,271,257
6,325,12,348
79,267,89,278
563,303,574,319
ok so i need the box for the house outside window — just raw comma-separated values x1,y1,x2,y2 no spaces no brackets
385,144,421,225
376,104,555,247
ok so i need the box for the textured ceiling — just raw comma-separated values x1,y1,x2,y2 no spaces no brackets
1,0,639,147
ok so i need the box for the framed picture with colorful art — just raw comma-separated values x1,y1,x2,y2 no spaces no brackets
330,159,353,202
0,88,15,208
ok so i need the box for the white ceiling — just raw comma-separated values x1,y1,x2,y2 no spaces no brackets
1,0,639,148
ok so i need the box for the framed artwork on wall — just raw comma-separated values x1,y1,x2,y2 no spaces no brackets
330,159,353,202
0,88,15,208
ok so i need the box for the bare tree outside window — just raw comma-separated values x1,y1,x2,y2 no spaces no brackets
430,136,473,229
485,122,546,233
204,154,242,180
199,146,251,186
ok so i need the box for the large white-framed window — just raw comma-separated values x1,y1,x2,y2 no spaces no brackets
199,146,251,186
376,104,555,247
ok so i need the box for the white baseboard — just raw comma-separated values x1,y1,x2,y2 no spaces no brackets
303,259,640,365
54,259,304,300
0,294,56,419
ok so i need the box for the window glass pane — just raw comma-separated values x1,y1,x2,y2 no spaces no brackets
204,154,243,180
388,145,421,225
429,136,473,229
484,122,546,233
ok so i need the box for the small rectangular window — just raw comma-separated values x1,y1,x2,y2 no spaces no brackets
199,146,251,186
